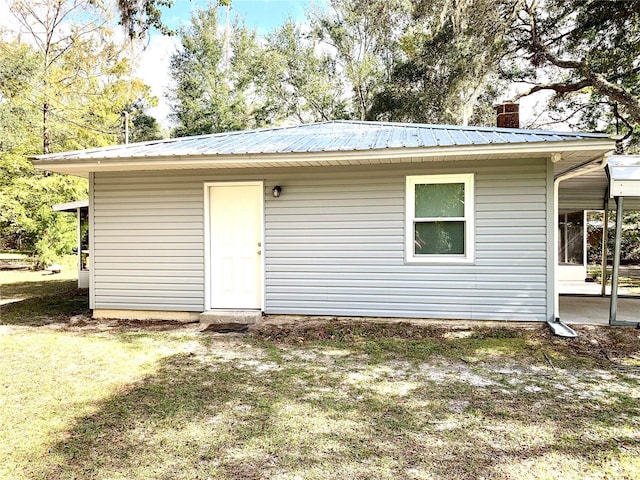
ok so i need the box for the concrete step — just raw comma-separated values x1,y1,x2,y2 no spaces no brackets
199,310,262,326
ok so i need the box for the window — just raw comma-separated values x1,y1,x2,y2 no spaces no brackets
406,174,475,263
558,211,584,265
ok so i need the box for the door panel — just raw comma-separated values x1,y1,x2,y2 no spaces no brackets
209,183,263,309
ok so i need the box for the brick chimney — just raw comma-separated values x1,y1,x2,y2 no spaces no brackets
496,102,519,128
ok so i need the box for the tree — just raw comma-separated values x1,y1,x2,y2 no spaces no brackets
309,0,503,125
0,42,41,154
2,0,155,266
370,0,506,126
0,156,86,264
255,21,348,124
588,211,640,265
311,0,410,120
169,7,263,136
113,0,176,39
112,0,231,39
0,39,85,262
120,100,164,144
11,0,109,154
8,0,153,154
128,111,164,143
505,0,640,146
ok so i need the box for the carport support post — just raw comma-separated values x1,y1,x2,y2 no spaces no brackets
600,195,609,296
609,196,624,324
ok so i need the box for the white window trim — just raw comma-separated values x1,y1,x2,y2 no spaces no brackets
405,173,475,264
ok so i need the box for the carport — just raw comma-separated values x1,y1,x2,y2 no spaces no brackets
557,155,640,326
53,200,90,289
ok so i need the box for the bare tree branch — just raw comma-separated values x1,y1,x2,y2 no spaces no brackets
513,79,591,101
582,70,640,124
518,2,640,124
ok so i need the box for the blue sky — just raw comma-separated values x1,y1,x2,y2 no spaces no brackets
160,0,319,35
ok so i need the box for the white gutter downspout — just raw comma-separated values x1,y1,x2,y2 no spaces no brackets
552,153,611,321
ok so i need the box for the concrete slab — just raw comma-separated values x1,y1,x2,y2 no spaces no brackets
559,280,633,295
560,296,640,325
199,310,262,325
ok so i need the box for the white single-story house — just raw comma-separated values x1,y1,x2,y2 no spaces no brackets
32,121,640,325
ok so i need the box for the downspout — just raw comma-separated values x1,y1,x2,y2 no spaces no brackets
553,154,610,321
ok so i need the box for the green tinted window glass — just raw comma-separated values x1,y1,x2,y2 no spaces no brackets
414,221,465,255
415,183,464,217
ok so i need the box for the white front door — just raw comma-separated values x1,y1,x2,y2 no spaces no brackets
209,182,263,309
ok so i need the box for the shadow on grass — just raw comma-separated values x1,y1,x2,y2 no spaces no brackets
0,279,89,326
1,275,76,295
35,342,640,480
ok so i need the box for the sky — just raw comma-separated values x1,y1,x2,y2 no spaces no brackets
138,0,319,128
161,0,314,35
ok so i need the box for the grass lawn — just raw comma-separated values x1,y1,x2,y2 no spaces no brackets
1,271,639,479
619,275,640,295
589,265,640,295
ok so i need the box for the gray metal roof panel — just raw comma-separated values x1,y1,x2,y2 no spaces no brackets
33,120,613,162
607,155,640,181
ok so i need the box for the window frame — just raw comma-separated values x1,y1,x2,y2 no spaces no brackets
405,173,475,264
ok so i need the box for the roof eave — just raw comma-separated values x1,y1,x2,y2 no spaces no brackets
32,139,617,177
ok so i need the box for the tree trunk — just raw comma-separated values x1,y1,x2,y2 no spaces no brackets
42,100,50,155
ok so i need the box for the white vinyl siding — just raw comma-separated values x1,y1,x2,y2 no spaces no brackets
92,173,206,311
92,157,549,321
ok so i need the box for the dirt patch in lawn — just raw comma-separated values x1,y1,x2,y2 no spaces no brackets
251,319,640,366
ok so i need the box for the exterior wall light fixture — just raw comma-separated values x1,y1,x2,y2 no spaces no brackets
272,185,282,198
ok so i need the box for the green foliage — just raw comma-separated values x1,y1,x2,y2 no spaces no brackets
0,42,41,153
113,0,231,39
115,0,177,39
370,0,505,125
169,8,263,136
255,21,348,124
311,0,409,121
0,154,86,266
504,0,640,146
588,212,640,265
120,100,164,144
2,1,157,266
129,112,163,143
168,1,504,129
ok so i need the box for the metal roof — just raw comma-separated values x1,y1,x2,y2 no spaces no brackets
34,120,611,162
559,155,640,210
607,155,640,183
607,155,640,199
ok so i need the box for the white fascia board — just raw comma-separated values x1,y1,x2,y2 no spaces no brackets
53,199,89,211
611,180,640,197
33,139,616,176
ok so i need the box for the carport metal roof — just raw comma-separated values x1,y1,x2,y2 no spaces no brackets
559,156,640,211
608,156,640,197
